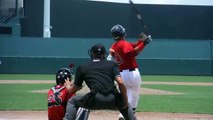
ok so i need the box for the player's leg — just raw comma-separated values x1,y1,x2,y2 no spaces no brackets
118,85,132,120
118,72,130,120
130,69,142,113
119,103,137,120
76,107,90,120
64,96,84,120
129,86,140,113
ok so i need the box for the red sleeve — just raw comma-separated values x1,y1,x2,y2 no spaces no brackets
111,44,115,49
122,42,138,58
110,44,115,57
129,42,137,48
128,40,145,56
129,40,143,48
135,40,143,47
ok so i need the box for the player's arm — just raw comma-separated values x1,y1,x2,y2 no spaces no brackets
113,63,128,108
109,48,115,56
129,42,137,48
109,44,115,57
115,76,128,109
126,42,144,56
134,41,145,54
65,66,83,94
107,47,116,61
64,79,82,94
133,33,152,55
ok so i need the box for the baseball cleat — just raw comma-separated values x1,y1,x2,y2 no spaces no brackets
118,117,125,120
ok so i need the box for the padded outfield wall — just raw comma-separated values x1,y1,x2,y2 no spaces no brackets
0,37,212,75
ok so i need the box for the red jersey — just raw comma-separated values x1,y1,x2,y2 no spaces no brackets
111,39,145,71
47,85,75,120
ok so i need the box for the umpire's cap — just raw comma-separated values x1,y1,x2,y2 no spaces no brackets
89,43,106,58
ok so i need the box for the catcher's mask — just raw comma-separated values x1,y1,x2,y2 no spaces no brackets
111,24,126,40
88,43,107,59
56,68,72,85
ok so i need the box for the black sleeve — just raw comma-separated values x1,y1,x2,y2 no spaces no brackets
74,66,84,88
112,62,121,78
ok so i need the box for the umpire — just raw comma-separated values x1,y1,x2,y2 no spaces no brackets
63,43,137,120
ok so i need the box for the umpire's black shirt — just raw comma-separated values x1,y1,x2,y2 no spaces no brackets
74,59,121,92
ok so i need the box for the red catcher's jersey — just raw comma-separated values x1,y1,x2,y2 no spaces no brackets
47,85,75,120
111,39,143,71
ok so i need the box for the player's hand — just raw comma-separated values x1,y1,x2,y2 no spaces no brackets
139,32,152,45
139,32,147,40
64,78,73,89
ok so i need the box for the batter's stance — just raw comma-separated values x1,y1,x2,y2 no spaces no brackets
109,24,151,120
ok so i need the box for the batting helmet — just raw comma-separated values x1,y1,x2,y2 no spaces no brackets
88,43,106,59
111,24,126,40
56,68,72,85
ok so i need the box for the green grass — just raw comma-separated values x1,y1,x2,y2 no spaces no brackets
0,84,54,110
142,75,213,82
0,74,212,82
138,85,213,114
0,74,54,80
138,95,213,114
0,74,213,114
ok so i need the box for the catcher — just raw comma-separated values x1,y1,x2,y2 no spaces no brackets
47,68,89,120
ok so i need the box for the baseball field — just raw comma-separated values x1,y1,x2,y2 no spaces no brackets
0,74,213,120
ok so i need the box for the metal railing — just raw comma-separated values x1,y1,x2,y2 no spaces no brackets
0,9,16,24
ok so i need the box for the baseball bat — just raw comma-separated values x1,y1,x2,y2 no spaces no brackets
129,0,149,35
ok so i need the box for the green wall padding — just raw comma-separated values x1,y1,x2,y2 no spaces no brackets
0,37,212,75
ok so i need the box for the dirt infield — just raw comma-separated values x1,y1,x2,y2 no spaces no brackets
0,110,213,120
0,80,213,120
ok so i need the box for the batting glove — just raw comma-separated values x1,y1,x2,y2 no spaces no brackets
139,33,152,45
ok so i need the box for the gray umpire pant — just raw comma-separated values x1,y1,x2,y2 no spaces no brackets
63,93,137,120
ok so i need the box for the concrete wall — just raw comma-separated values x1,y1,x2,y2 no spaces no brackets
20,0,213,39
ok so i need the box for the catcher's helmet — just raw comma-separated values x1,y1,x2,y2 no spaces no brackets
56,68,72,85
111,24,126,40
88,43,106,59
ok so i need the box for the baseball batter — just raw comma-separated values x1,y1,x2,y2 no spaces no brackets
109,24,151,120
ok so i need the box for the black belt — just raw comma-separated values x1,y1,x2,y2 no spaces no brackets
97,89,115,95
120,68,136,72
